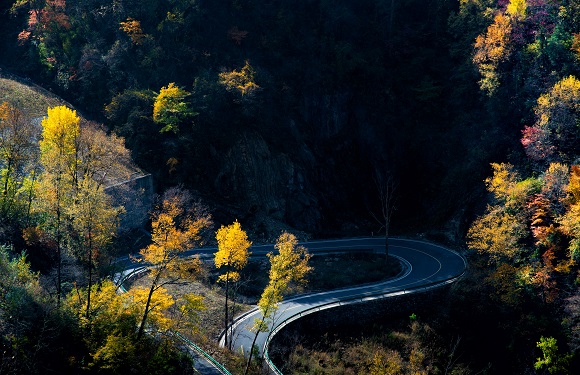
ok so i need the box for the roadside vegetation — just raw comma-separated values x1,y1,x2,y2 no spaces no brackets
128,250,402,372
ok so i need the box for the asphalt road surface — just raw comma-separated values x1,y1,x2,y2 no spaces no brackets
223,237,467,373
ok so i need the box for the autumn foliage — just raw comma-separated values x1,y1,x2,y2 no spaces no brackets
214,220,251,349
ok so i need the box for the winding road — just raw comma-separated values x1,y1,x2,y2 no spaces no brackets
117,237,466,375
222,237,467,374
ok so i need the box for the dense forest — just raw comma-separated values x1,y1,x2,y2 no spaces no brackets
2,0,580,373
0,0,504,236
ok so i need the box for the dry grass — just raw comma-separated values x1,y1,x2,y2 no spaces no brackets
0,75,70,119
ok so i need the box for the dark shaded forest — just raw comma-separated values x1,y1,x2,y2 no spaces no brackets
3,0,580,374
0,0,509,237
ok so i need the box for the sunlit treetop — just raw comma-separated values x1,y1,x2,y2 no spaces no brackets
268,232,311,290
473,12,513,94
40,105,80,157
119,17,146,45
218,61,260,96
485,162,519,203
522,76,580,163
153,83,195,134
506,0,527,20
215,220,251,283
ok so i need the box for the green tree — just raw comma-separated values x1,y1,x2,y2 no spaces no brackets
153,83,196,134
535,336,572,374
214,220,251,349
244,232,311,375
0,244,77,373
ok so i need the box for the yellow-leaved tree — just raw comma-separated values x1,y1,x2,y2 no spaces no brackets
36,105,80,306
522,76,580,163
506,0,527,20
36,107,132,314
473,12,513,95
467,163,537,264
558,167,580,261
132,187,211,341
67,177,123,322
244,232,311,375
467,205,527,263
119,17,146,45
214,220,251,349
153,82,195,134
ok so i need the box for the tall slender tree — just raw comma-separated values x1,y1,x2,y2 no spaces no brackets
36,107,133,311
67,121,132,322
214,220,251,349
0,102,36,220
244,232,310,375
133,187,211,341
67,178,123,322
372,170,398,263
36,105,80,306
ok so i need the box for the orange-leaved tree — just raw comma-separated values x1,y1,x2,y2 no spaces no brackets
473,12,513,95
132,187,211,341
218,61,260,96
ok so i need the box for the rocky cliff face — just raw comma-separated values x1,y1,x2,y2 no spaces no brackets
213,131,322,232
208,91,383,235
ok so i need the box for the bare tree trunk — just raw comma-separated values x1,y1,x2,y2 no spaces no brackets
86,230,93,323
243,306,271,375
224,276,229,349
25,169,37,227
56,181,62,308
229,281,239,350
1,158,12,216
137,270,162,341
372,170,397,266
385,226,389,265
